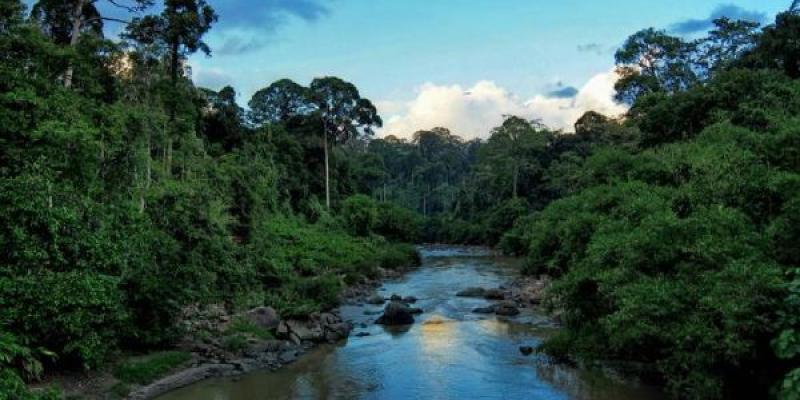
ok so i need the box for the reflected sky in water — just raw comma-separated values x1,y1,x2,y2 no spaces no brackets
157,246,664,400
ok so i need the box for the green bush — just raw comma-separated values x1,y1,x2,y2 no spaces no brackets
340,194,379,236
374,203,423,242
0,271,128,369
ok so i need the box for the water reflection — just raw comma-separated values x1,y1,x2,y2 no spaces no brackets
157,246,665,400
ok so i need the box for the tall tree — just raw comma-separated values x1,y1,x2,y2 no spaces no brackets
127,0,216,85
309,77,381,208
31,0,153,87
248,79,310,127
614,28,697,104
482,116,548,199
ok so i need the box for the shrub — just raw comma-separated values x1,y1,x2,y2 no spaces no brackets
0,271,128,369
340,194,379,236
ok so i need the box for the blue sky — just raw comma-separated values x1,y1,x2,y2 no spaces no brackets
185,0,788,137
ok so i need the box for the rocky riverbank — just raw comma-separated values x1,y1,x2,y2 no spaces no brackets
125,266,415,399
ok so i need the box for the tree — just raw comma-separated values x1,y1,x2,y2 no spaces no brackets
248,79,310,127
614,28,697,104
31,0,153,87
482,116,549,200
745,11,800,78
309,77,382,208
127,0,216,85
695,18,760,79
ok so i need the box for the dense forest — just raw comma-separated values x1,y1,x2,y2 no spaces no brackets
3,0,800,399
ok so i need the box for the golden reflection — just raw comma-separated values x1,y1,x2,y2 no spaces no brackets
420,314,460,358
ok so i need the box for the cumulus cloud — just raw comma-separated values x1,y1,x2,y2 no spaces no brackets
670,4,767,34
378,71,627,140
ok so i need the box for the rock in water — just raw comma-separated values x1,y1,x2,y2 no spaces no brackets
366,295,385,305
483,288,506,300
389,294,402,302
408,307,424,315
375,301,415,325
519,346,534,356
456,287,486,297
472,306,495,314
402,296,418,304
494,301,520,316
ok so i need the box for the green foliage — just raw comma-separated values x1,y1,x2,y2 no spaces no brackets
224,318,274,340
113,351,192,385
341,194,378,236
374,202,423,242
0,271,127,369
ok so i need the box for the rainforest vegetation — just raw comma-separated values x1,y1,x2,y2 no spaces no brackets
2,0,800,399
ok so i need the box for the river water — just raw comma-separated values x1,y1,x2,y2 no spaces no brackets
157,246,664,400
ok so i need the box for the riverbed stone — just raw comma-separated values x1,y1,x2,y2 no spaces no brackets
519,346,534,356
375,301,415,325
483,288,506,300
472,306,495,314
366,295,385,305
494,301,520,316
456,287,486,297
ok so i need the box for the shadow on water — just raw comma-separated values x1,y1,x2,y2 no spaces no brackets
156,245,666,400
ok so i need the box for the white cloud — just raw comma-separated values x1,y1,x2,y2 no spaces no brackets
191,66,234,91
378,70,627,139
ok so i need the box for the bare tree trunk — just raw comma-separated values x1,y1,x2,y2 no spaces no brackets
64,0,86,88
322,121,330,209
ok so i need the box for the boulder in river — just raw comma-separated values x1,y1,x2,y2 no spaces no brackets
472,306,495,314
375,301,415,325
390,294,403,301
519,346,534,356
483,288,506,300
402,296,418,304
366,295,385,305
494,301,520,316
456,287,486,297
408,307,424,315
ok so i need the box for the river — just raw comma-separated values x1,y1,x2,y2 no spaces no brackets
156,246,664,400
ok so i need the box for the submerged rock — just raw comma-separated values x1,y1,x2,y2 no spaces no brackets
519,346,534,356
456,287,486,297
389,294,403,302
402,296,418,304
366,295,386,305
472,306,495,314
375,301,415,325
494,301,520,316
408,307,424,315
483,288,506,300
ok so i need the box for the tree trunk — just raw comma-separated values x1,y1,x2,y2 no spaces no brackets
170,41,180,85
322,121,331,209
512,164,519,199
64,0,86,88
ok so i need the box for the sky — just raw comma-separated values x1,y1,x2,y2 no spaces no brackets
31,0,791,138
